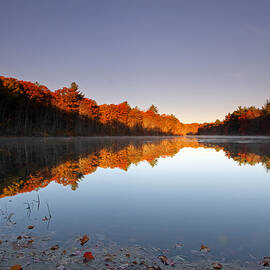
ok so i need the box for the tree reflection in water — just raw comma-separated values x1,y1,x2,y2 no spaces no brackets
1,137,270,198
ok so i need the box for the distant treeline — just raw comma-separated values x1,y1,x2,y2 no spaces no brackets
0,76,197,136
195,103,270,135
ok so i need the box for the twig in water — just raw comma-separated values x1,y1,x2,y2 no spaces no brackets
24,200,32,217
46,202,52,219
37,194,40,210
33,194,40,211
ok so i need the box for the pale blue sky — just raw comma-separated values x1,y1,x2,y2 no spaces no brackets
1,0,270,123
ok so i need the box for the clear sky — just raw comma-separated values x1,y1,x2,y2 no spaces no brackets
0,0,269,123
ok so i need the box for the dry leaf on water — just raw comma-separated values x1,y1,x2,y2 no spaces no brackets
27,226,34,230
10,265,23,270
50,244,59,250
83,251,94,262
261,257,270,267
80,234,89,246
211,262,223,269
200,244,211,253
158,255,175,266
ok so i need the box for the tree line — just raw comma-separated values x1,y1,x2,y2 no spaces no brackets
1,76,269,136
195,102,270,135
0,76,195,136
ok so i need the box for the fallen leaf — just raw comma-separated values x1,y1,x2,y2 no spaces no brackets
42,216,48,221
80,234,89,246
200,244,211,253
0,240,2,244
262,257,270,267
83,251,94,262
17,236,22,240
159,255,168,265
9,265,23,270
50,244,59,250
212,262,223,269
27,226,34,230
158,255,175,266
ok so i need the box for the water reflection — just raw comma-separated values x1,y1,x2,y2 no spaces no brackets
1,136,270,198
1,136,270,264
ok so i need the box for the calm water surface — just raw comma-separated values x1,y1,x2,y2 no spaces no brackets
1,136,270,262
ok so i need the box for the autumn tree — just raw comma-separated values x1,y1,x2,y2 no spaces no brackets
148,104,158,114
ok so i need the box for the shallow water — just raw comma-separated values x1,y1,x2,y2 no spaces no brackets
1,136,270,265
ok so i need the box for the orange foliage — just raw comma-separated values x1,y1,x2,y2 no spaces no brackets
0,139,201,198
0,75,199,136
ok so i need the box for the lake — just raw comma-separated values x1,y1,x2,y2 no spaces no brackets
1,136,270,268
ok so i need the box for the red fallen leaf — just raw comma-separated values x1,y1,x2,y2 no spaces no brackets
27,225,34,230
158,255,175,266
83,251,94,262
200,244,211,253
10,265,23,270
261,256,270,266
80,235,89,246
212,262,223,269
42,216,48,221
50,244,59,250
159,255,168,265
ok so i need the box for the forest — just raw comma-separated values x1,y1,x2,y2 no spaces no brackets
1,76,270,136
0,76,197,136
195,102,270,135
